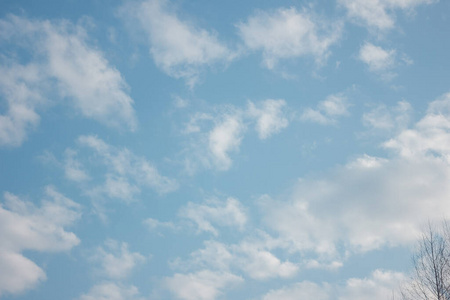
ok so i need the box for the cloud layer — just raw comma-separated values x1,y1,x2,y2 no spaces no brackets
262,92,450,262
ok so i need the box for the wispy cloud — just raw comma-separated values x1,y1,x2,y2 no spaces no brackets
45,136,177,220
121,0,235,87
164,200,299,281
301,94,350,125
78,239,146,300
339,0,436,31
63,148,90,182
362,100,412,132
0,63,44,147
91,239,146,280
179,198,247,236
78,135,178,198
237,7,342,69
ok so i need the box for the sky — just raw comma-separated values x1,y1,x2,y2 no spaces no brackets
0,0,450,299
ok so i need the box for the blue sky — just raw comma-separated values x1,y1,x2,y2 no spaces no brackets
1,0,450,299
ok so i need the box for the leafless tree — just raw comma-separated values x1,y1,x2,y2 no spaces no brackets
402,222,450,300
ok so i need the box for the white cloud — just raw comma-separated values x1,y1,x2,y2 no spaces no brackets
173,96,189,109
0,187,81,296
144,218,179,232
182,112,214,134
78,239,146,300
122,0,234,87
8,16,135,122
208,114,245,170
260,155,450,257
177,240,234,272
237,7,342,69
179,238,298,280
0,63,44,147
260,92,450,262
234,241,298,279
91,240,146,280
164,270,243,300
363,100,412,132
359,43,396,73
301,94,350,125
0,15,136,147
182,100,290,173
181,108,245,173
260,269,405,300
305,259,343,270
339,0,435,31
45,27,137,130
384,93,450,158
78,282,143,300
339,269,406,300
63,148,90,182
154,198,298,281
78,135,178,199
262,281,331,300
179,197,247,236
0,251,46,298
247,99,289,139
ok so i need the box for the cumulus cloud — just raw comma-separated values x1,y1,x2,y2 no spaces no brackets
181,107,245,172
164,270,243,300
0,187,81,296
181,100,290,173
247,99,289,139
358,43,396,76
301,94,350,125
207,114,245,170
78,282,143,300
260,92,450,263
237,7,342,69
91,239,146,280
179,197,247,236
121,0,235,87
384,92,450,158
0,15,137,147
339,0,436,31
